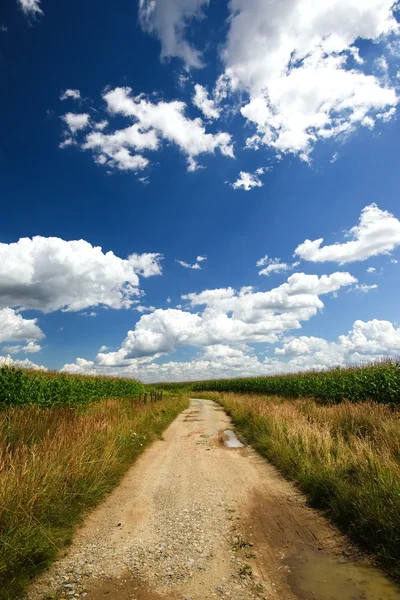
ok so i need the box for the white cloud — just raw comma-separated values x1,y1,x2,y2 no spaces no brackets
232,171,262,191
275,319,400,371
330,152,339,164
59,138,76,149
3,341,42,354
75,271,355,367
166,296,172,304
192,84,220,119
176,255,207,269
60,89,81,101
0,24,8,32
0,308,44,343
256,255,268,267
104,86,233,158
0,355,47,371
257,256,299,277
138,0,209,68
375,55,389,75
353,283,378,294
295,204,400,264
62,113,90,134
62,316,400,382
129,253,163,277
221,0,399,159
134,305,156,313
60,344,264,381
338,319,400,356
18,0,42,16
176,260,201,270
0,236,163,313
65,87,233,173
94,120,108,131
367,267,376,273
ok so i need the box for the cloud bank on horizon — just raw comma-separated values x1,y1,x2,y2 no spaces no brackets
57,203,400,381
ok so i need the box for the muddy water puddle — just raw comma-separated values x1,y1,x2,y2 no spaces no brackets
223,429,245,448
287,550,400,600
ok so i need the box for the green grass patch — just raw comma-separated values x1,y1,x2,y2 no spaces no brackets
0,395,188,599
201,392,400,579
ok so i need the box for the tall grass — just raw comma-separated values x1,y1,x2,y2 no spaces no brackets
202,392,400,578
0,366,144,408
154,359,400,405
0,395,188,599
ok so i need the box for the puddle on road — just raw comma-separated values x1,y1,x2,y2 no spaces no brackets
223,430,245,448
287,550,400,600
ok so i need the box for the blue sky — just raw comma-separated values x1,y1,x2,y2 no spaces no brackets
1,0,400,381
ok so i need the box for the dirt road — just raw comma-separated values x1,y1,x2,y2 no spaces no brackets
28,399,400,600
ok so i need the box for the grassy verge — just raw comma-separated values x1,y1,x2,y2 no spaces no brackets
201,392,400,578
0,394,188,599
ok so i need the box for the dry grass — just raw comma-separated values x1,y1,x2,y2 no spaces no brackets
201,392,400,578
0,395,188,599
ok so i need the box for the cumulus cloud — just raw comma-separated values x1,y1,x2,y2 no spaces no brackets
367,267,377,273
257,256,299,276
192,84,220,119
62,113,90,134
0,355,47,371
138,0,209,68
0,236,163,313
295,204,400,264
275,319,400,370
62,87,233,173
0,308,44,343
17,0,42,16
94,120,108,131
104,87,233,161
128,253,163,277
221,0,399,158
62,317,400,382
232,171,263,191
60,345,263,381
60,89,81,101
73,271,356,369
2,341,42,354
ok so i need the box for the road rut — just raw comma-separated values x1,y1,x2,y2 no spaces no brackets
27,399,400,600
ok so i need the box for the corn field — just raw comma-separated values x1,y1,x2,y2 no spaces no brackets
154,359,400,404
0,366,144,408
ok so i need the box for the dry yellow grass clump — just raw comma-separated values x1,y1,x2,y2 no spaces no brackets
0,395,188,599
203,392,400,578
